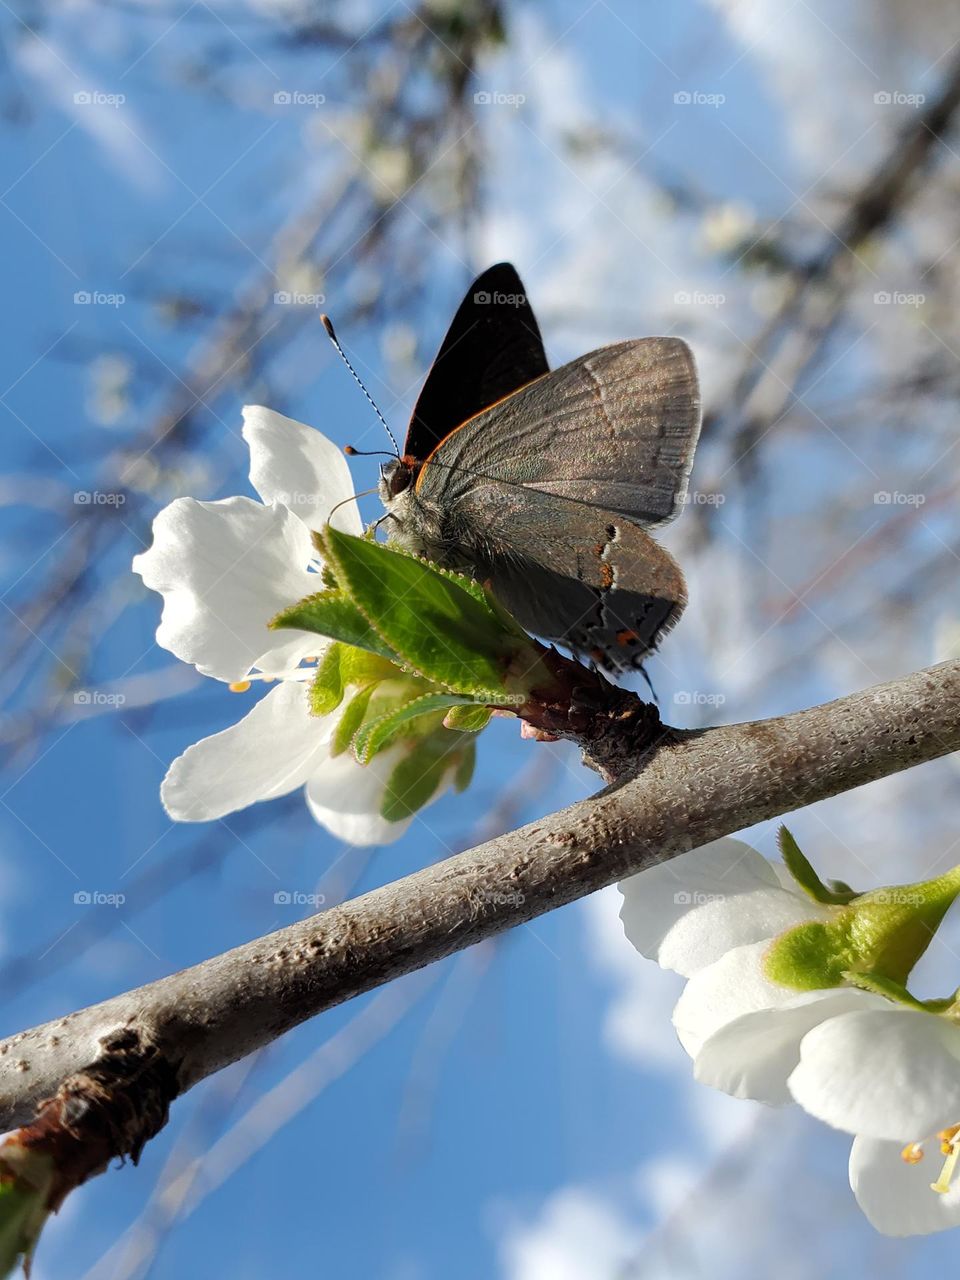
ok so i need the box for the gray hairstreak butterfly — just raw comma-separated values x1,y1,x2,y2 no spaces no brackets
343,263,702,676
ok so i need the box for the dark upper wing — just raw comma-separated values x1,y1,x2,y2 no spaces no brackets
418,338,701,527
405,263,549,461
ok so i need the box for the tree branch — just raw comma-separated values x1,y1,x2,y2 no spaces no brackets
0,660,957,1181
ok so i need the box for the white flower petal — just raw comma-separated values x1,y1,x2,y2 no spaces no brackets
619,837,807,976
672,938,798,1058
850,1135,960,1236
133,496,318,682
305,743,453,846
789,1008,960,1140
693,987,882,1104
242,405,363,534
162,680,331,821
658,886,827,978
306,744,412,846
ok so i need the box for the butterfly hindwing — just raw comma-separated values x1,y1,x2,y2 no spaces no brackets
441,484,687,672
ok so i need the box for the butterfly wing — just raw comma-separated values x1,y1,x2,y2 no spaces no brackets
405,263,549,461
419,337,700,528
441,484,686,672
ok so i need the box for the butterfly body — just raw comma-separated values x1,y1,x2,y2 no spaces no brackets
378,264,701,676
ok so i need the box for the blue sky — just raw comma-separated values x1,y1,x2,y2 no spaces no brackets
2,1,960,1276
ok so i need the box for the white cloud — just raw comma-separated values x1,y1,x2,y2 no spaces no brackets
499,1186,643,1280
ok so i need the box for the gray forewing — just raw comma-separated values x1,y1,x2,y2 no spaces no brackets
420,338,701,529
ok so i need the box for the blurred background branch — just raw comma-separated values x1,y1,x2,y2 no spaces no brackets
3,0,960,1275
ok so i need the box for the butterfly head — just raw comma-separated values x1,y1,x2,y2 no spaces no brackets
378,456,419,502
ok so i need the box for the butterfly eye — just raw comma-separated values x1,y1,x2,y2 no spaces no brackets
381,460,413,499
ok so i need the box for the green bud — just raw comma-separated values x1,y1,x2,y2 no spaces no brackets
765,850,960,992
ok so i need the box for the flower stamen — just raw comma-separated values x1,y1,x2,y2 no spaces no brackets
931,1127,960,1195
901,1142,924,1165
228,680,251,694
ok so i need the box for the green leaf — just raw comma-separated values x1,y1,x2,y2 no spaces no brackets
271,590,401,664
332,684,377,756
309,643,400,716
353,692,479,764
443,703,493,733
310,644,346,715
380,734,463,823
778,825,857,905
319,525,533,696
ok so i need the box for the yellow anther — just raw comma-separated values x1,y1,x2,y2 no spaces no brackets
901,1142,924,1165
228,680,251,694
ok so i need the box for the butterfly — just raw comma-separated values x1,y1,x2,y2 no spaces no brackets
377,263,701,675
